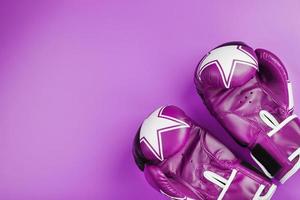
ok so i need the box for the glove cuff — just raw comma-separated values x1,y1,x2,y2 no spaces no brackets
251,114,300,183
204,166,276,200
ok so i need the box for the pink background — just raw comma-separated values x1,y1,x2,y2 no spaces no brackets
0,1,300,199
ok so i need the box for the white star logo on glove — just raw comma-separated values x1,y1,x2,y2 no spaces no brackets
198,45,258,88
140,106,190,161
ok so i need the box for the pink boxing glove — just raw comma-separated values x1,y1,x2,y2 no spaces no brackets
195,41,300,183
133,105,277,200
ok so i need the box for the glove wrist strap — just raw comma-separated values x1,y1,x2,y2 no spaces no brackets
252,113,300,182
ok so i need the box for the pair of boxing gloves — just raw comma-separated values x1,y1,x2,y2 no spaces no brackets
133,42,300,200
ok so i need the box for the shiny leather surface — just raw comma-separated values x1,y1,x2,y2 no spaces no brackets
195,42,300,180
133,106,275,199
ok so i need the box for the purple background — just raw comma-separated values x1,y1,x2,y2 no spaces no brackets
0,1,300,199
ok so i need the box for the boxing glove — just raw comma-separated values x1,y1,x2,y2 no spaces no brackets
133,105,277,200
194,41,300,183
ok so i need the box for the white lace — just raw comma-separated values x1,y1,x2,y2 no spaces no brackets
280,147,300,183
250,153,274,179
204,169,237,200
253,184,277,200
203,169,276,200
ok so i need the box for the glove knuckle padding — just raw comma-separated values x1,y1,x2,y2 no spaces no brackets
195,41,300,183
139,105,191,163
133,106,277,199
196,43,258,89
